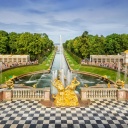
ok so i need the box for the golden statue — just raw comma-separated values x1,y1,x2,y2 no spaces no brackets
33,84,37,88
84,84,88,88
5,75,17,89
107,82,111,88
102,75,107,80
6,79,14,89
115,79,125,89
52,77,80,107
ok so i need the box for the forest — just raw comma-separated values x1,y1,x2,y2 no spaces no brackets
63,31,128,59
0,30,54,62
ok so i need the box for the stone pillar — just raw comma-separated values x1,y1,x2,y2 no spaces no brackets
110,58,111,62
44,88,50,101
3,89,12,101
81,87,87,101
101,57,102,63
21,58,23,63
117,89,127,100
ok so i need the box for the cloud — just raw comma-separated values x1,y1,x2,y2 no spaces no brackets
0,0,128,43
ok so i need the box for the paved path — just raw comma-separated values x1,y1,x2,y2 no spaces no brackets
0,99,128,128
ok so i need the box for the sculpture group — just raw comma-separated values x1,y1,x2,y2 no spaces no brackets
52,76,80,107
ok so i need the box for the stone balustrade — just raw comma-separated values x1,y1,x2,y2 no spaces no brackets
0,87,50,101
0,87,128,102
81,87,118,100
12,89,44,100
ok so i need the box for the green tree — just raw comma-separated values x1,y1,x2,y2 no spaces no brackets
0,30,8,54
16,32,33,54
120,34,128,51
8,32,20,54
104,33,122,54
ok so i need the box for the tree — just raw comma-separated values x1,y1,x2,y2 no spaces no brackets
0,30,8,54
8,32,20,54
16,32,34,54
89,35,105,55
104,34,122,54
0,30,54,61
120,34,128,51
82,31,88,37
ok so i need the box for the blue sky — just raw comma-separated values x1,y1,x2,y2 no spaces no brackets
0,0,128,44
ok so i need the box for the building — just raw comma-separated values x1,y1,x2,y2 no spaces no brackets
90,55,124,63
90,50,128,64
121,50,128,64
0,55,30,63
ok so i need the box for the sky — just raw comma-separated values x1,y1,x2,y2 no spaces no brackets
0,0,128,44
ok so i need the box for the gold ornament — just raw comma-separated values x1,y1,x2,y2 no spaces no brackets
6,79,14,89
116,79,125,89
52,77,80,107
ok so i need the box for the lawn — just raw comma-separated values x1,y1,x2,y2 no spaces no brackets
1,50,127,84
0,51,55,84
64,51,126,82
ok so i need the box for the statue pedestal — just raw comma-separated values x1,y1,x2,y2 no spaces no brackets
2,89,12,101
126,90,128,100
44,88,50,101
81,87,88,101
117,89,127,100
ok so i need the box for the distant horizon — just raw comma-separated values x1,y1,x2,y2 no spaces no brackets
0,0,128,44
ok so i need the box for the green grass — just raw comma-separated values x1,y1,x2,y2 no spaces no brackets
64,51,126,82
0,51,55,84
1,50,127,84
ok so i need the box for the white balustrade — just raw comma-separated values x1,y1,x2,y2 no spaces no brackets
81,87,118,100
12,88,47,100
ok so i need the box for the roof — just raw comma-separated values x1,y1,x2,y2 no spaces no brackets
90,55,123,58
0,55,30,58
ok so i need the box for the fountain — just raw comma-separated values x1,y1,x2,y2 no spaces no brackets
51,35,72,94
25,74,38,84
51,70,58,94
116,54,121,81
124,64,127,88
50,35,82,106
115,55,125,89
14,39,107,90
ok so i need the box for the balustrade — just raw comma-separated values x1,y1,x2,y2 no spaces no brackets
12,88,45,100
1,87,127,101
81,87,118,100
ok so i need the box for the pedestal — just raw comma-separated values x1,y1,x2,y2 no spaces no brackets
81,87,88,101
3,89,12,101
44,88,50,101
117,89,127,100
126,90,128,100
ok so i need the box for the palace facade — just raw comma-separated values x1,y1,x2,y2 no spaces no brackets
90,50,128,64
0,55,30,63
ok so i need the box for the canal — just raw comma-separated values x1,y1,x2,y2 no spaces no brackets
15,52,107,93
